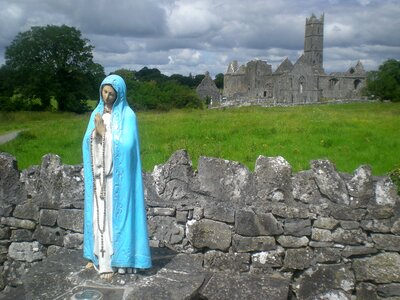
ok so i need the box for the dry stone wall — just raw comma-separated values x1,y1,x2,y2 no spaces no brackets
0,151,399,299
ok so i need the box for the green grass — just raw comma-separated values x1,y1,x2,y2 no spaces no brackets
0,102,399,175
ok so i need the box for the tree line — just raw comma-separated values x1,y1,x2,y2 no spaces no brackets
0,25,224,113
0,25,398,114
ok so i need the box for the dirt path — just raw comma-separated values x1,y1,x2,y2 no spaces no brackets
0,130,22,145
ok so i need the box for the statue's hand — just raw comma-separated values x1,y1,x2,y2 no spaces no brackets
94,113,106,136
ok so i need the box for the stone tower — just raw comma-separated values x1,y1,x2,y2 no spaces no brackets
304,13,324,73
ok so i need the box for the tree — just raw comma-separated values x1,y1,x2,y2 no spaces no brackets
365,59,400,102
214,73,224,89
4,25,104,112
135,67,167,83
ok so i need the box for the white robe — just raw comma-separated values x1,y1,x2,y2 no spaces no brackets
91,113,113,274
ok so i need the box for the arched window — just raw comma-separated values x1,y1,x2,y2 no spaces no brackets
299,76,305,94
354,79,362,90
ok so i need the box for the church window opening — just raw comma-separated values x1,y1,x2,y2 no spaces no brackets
329,78,338,89
299,76,305,94
349,68,355,74
263,91,267,97
354,79,361,90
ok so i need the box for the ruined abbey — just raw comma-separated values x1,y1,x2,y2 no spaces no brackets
221,14,367,105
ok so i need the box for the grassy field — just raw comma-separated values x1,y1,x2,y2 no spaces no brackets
0,102,399,176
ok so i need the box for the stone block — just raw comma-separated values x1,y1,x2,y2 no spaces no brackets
392,218,400,234
1,217,36,230
293,263,355,299
283,218,311,236
0,241,9,255
332,228,367,245
252,248,285,268
314,247,341,263
10,229,33,242
0,226,10,239
311,159,349,205
377,283,400,298
148,216,184,245
346,165,373,207
63,233,84,249
313,217,339,229
353,252,400,283
192,207,203,220
232,234,276,252
311,228,333,242
367,206,394,219
371,234,400,251
340,220,359,230
175,210,188,224
8,241,45,262
39,209,58,226
0,205,13,218
187,219,231,251
0,153,26,206
356,283,379,300
200,273,289,300
330,207,366,221
254,156,293,202
374,177,398,206
309,241,334,248
271,203,311,219
341,245,378,257
33,225,64,246
204,250,250,272
283,247,313,270
235,209,283,236
292,170,320,203
57,209,83,233
22,154,84,209
197,156,252,204
148,207,176,216
204,202,235,223
150,150,193,203
361,219,392,233
13,202,40,221
47,245,62,256
277,235,309,248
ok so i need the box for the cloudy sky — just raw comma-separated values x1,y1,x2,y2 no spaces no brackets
0,0,399,77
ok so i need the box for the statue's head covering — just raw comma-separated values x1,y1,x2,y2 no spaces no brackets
97,74,128,112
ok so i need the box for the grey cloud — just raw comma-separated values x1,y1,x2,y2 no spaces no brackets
89,35,131,54
0,0,399,77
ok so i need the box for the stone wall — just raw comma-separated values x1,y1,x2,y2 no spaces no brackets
0,151,399,299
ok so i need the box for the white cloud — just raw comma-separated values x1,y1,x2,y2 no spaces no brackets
166,0,220,38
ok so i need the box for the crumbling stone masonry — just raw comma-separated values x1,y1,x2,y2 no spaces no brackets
0,151,399,299
222,14,367,107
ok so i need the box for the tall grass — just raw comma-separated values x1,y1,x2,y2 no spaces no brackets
0,102,399,175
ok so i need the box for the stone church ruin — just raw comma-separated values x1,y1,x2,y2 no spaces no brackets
221,14,367,106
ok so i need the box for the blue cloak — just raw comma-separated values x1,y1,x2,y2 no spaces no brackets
82,74,152,269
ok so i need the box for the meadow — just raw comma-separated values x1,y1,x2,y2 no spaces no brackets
0,102,399,176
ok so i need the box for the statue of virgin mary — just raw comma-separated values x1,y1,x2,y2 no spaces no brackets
82,74,152,279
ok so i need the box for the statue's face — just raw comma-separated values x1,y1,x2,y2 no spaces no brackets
102,85,117,106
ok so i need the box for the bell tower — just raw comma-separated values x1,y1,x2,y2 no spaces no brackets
304,14,324,73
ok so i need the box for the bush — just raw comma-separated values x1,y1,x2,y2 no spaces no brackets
389,166,400,196
0,94,43,111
